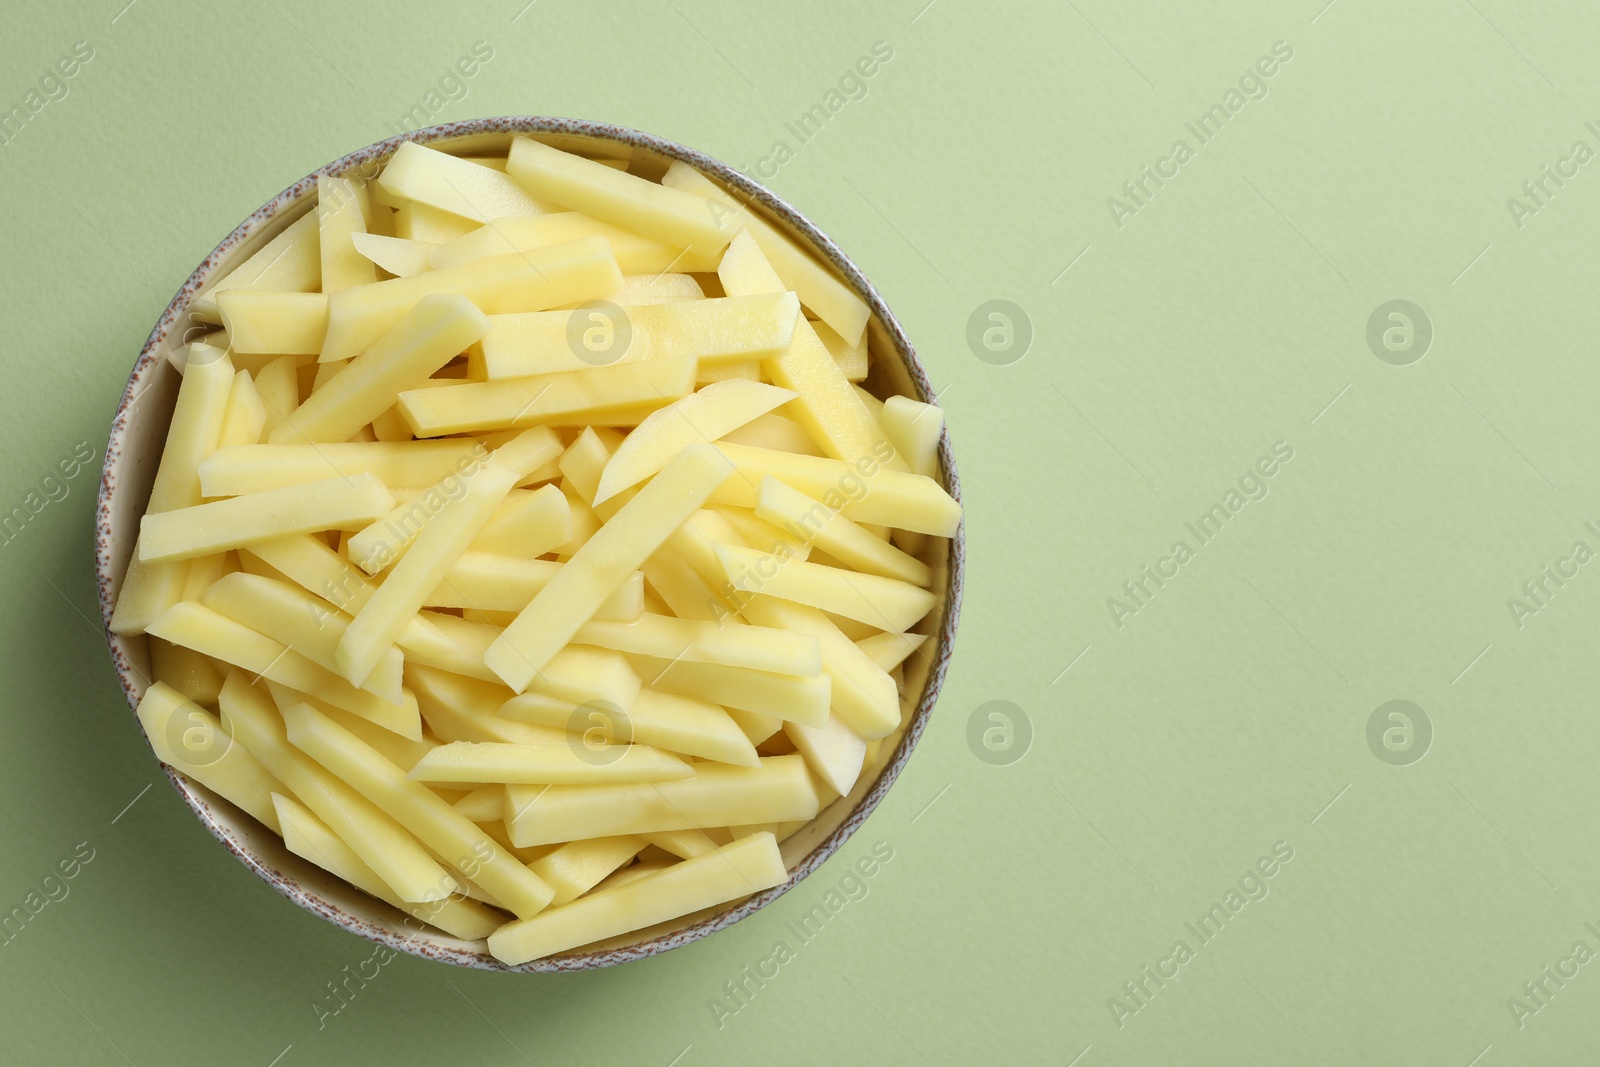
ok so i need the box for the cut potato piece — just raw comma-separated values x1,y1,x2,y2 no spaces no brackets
379,141,551,223
317,175,378,293
472,482,571,558
135,682,286,832
507,136,735,259
504,755,818,847
243,534,444,649
392,201,478,244
265,683,437,773
431,212,717,273
217,291,328,355
272,793,504,941
337,428,559,687
718,230,903,471
501,686,759,768
203,572,405,704
478,292,800,379
219,673,454,902
139,473,393,564
217,370,267,449
399,354,695,437
593,379,796,505
148,637,225,703
754,477,931,586
486,444,734,691
855,630,929,673
320,237,622,362
739,595,901,740
280,701,555,919
726,707,784,747
199,440,485,496
642,829,718,859
191,210,320,322
350,232,435,278
150,601,422,739
719,412,825,457
813,319,868,382
881,395,943,478
632,654,830,728
663,163,870,346
110,351,235,635
527,836,647,907
784,712,868,797
572,612,821,677
271,294,489,444
407,664,566,746
423,552,644,619
408,741,692,786
712,443,960,537
715,544,935,632
451,784,505,823
488,832,787,964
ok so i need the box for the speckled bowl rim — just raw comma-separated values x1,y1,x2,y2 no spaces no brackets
95,116,964,971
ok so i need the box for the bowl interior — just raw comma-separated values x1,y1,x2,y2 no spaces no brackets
96,118,964,971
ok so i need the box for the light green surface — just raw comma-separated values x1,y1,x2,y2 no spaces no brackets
2,1,1598,1063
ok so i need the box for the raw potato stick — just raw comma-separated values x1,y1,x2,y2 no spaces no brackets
272,794,504,941
485,443,734,691
270,294,490,444
713,543,937,633
139,473,394,563
135,682,286,833
406,741,693,786
487,832,788,964
218,673,457,903
430,211,717,273
200,440,486,496
280,701,556,919
503,754,819,847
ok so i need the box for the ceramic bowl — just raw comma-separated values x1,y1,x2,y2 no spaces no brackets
95,117,964,970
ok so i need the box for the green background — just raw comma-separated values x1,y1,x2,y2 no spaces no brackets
2,0,1598,1063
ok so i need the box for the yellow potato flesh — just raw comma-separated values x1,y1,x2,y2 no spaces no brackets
111,351,236,634
217,370,267,449
488,832,786,965
642,829,718,859
504,756,817,848
191,210,320,322
320,237,621,362
573,612,821,677
719,412,825,456
203,572,405,704
350,232,435,278
149,601,421,739
148,637,225,703
502,685,759,768
632,653,830,729
881,395,944,478
784,712,868,797
711,442,961,537
200,440,484,496
407,741,691,786
485,444,734,691
280,701,555,919
718,230,904,472
471,482,571,558
421,552,644,619
478,292,800,379
379,141,550,223
755,476,930,585
337,430,557,688
398,354,695,437
219,673,455,902
392,201,477,243
663,163,869,346
139,472,394,564
739,595,901,740
242,534,444,650
272,793,503,941
135,681,285,832
813,318,868,382
317,175,378,293
217,291,328,355
506,136,734,259
855,630,929,673
430,211,716,273
714,543,935,633
270,293,489,444
527,836,647,907
592,378,796,505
